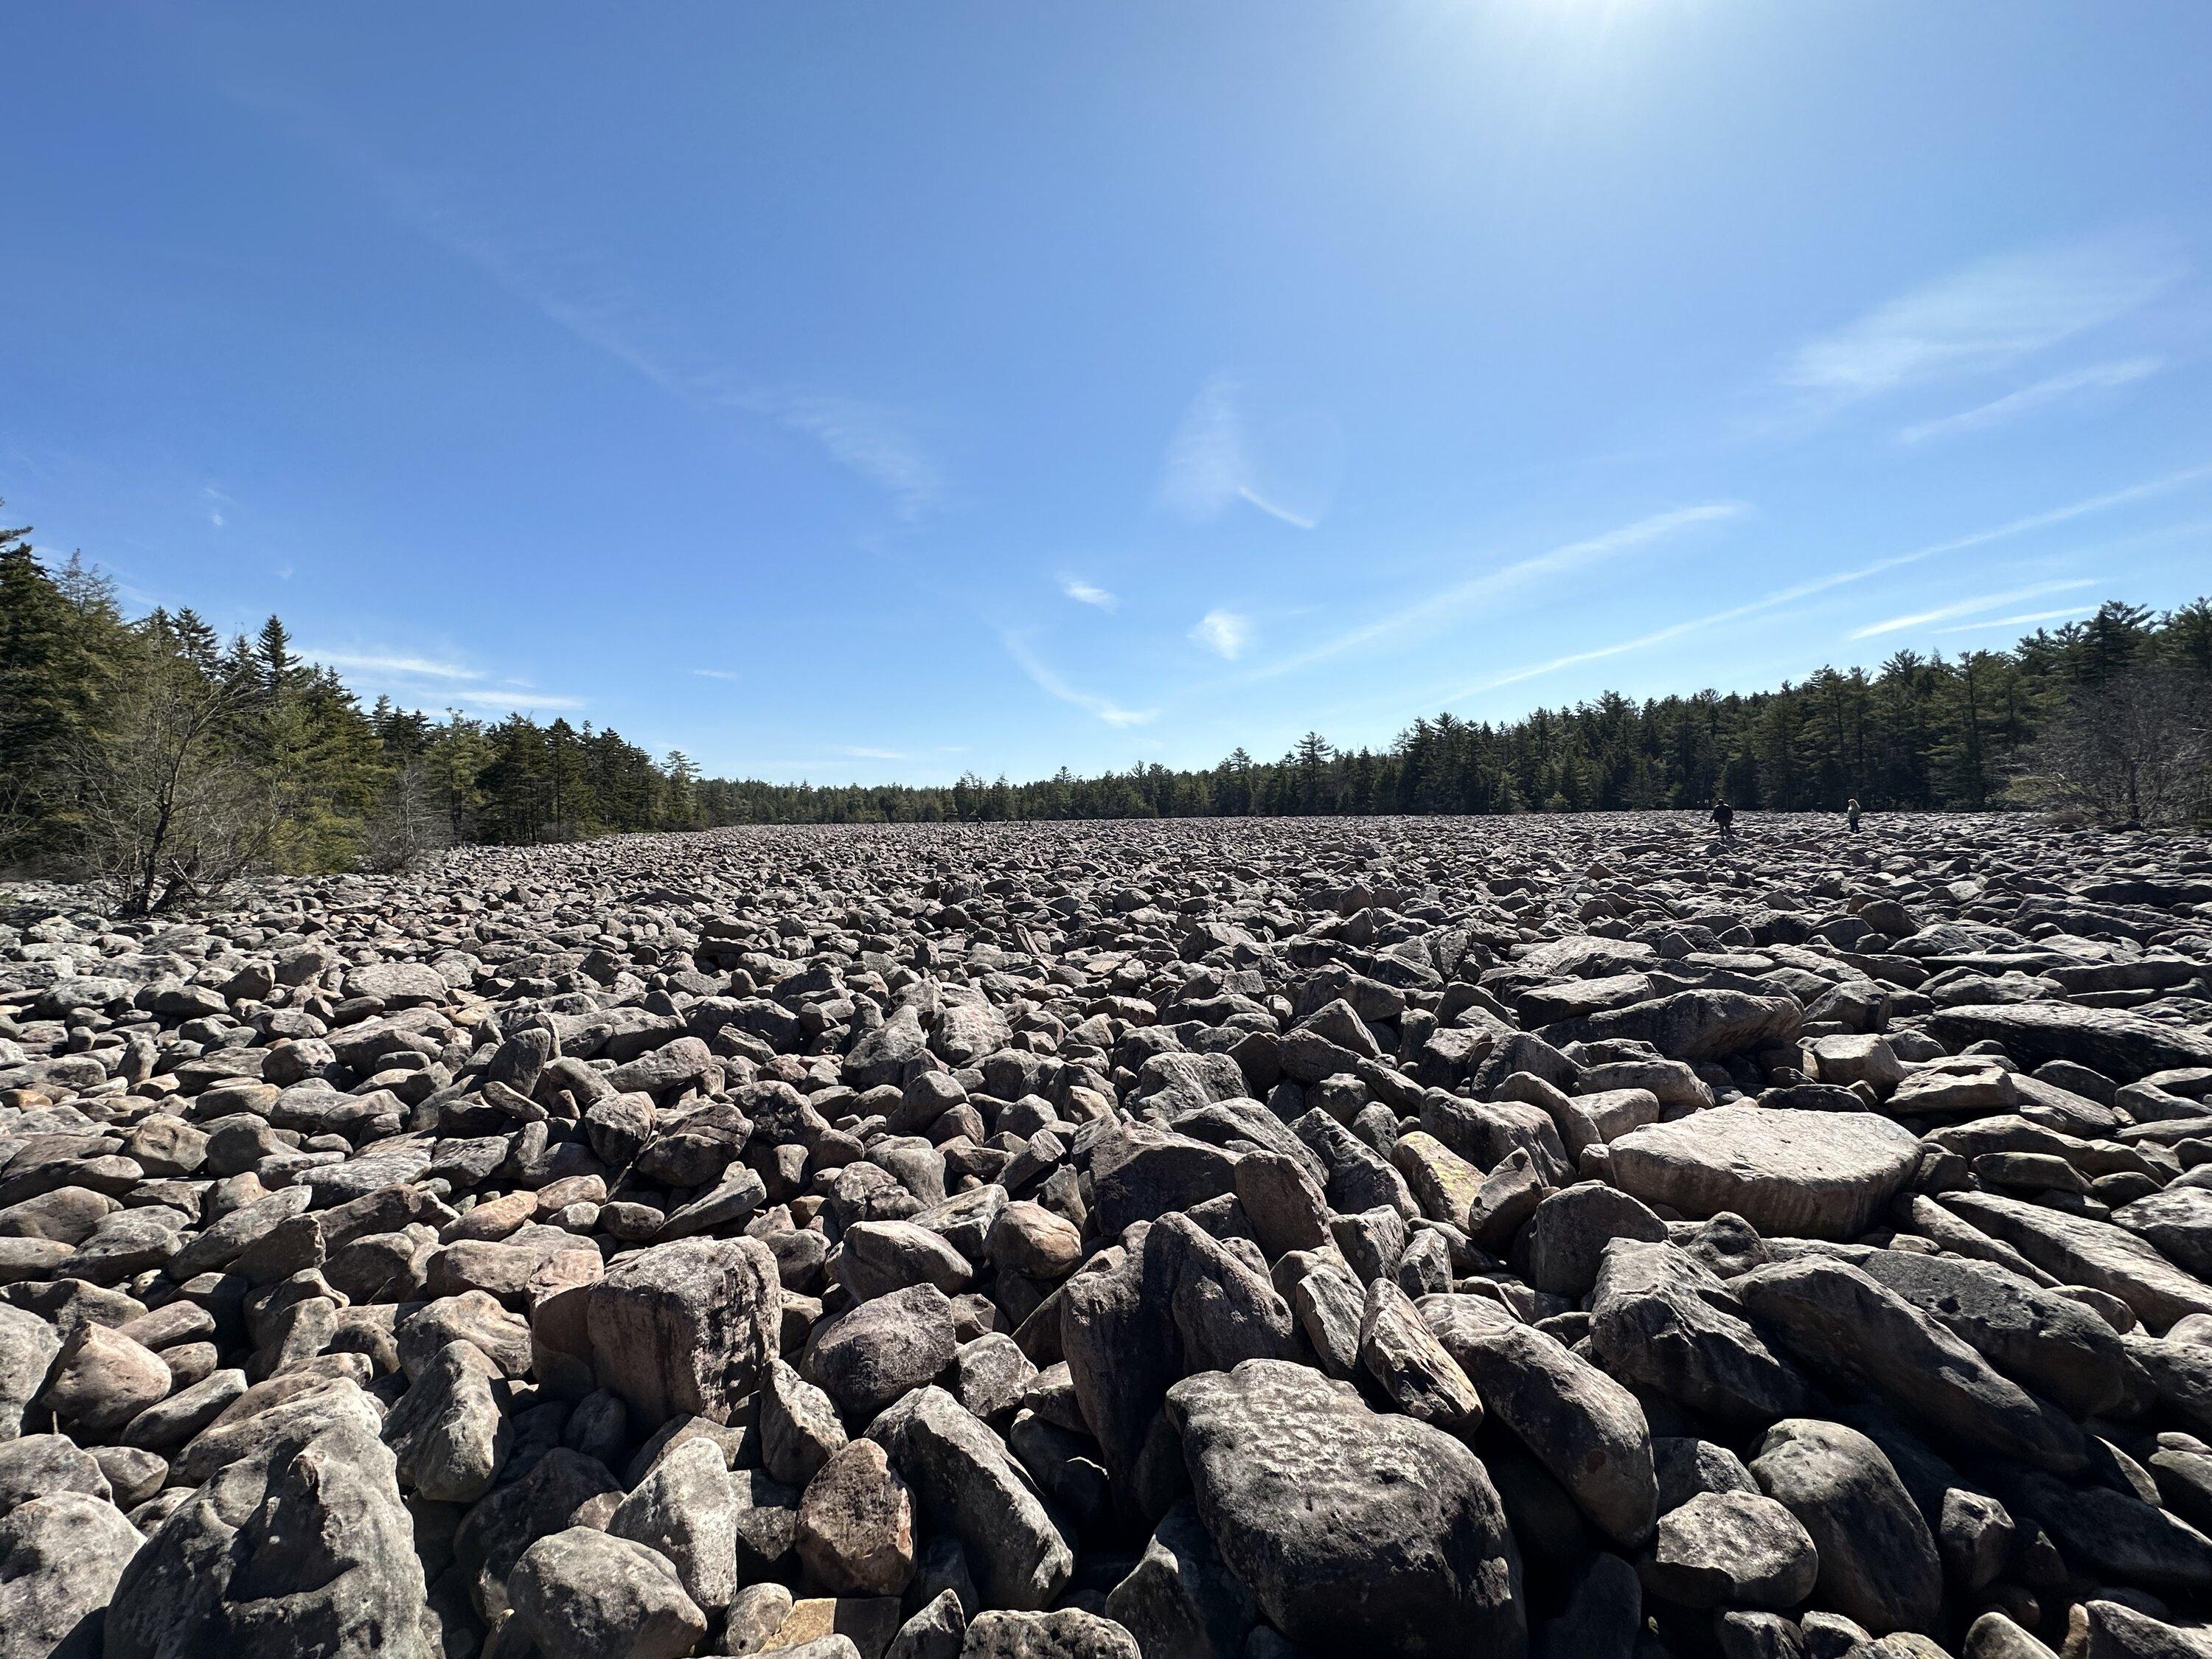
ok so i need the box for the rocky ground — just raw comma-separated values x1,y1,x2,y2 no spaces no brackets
4,812,2212,1659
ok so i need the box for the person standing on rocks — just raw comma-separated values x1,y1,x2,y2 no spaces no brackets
1846,796,1863,832
1710,796,1736,841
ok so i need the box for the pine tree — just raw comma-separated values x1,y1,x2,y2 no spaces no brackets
0,522,131,855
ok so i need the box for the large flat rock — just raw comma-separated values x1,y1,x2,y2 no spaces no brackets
1607,1105,1921,1238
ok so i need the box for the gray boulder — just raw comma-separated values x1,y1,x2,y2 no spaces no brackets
1164,1358,1525,1657
1589,1240,1812,1425
1542,990,1801,1061
507,1526,708,1659
1749,1419,1941,1637
1734,1258,2085,1473
609,1436,740,1613
586,1235,782,1425
0,1433,111,1512
106,1414,434,1659
796,1437,917,1598
961,1610,1143,1658
383,1338,510,1503
0,1491,142,1659
869,1385,1074,1612
1943,1191,2212,1327
1422,1293,1656,1548
804,1281,960,1424
1851,1248,2129,1418
1927,1003,2212,1084
1638,1491,1818,1610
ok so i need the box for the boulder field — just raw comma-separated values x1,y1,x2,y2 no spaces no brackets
3,810,2212,1659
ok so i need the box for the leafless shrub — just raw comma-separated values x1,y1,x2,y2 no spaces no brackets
2014,665,2211,827
60,651,279,914
359,759,451,874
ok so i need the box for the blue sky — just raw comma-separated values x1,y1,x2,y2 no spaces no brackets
5,3,2210,783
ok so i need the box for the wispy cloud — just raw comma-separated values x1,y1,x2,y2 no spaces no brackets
307,650,481,681
451,690,588,714
304,644,589,714
1159,375,1319,529
773,396,942,521
1934,607,2096,636
1190,609,1253,660
692,669,742,681
1240,491,1315,529
1784,237,2182,404
1448,465,2208,700
1060,577,1119,611
1002,633,1155,728
1899,357,2164,444
1249,502,1745,683
1848,579,2096,639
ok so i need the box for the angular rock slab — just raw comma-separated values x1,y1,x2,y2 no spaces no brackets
1927,1002,2212,1085
868,1385,1074,1613
1422,1293,1657,1548
1541,990,1802,1062
1164,1358,1525,1658
1733,1258,2085,1473
1607,1106,1921,1239
585,1234,781,1426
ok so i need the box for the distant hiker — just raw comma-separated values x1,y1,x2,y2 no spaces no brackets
1846,796,1863,832
1710,797,1736,840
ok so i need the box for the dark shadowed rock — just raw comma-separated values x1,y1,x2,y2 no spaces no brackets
1102,1498,1259,1659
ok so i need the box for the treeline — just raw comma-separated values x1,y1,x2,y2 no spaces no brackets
692,599,2212,829
3,505,2206,912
